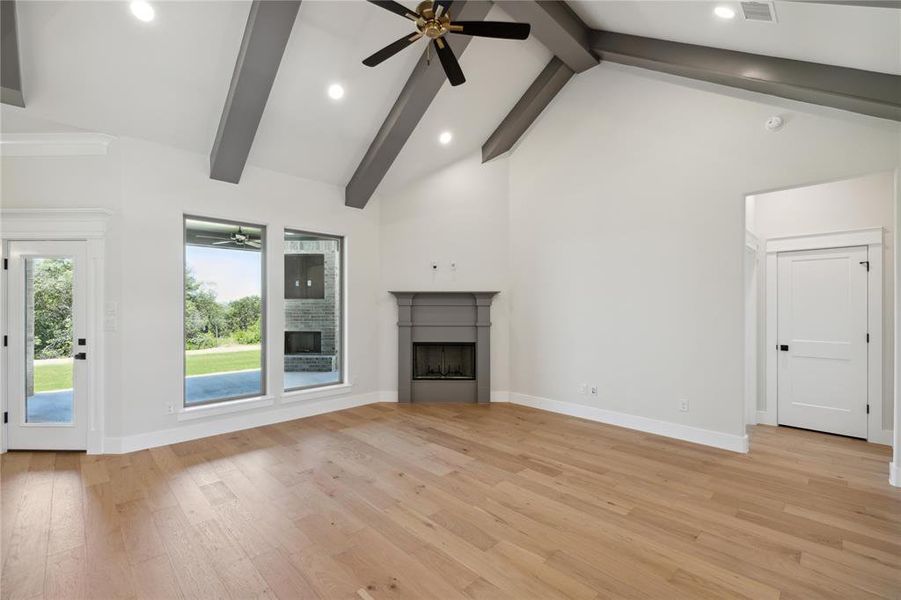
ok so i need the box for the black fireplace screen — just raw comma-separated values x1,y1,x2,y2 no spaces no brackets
413,343,475,380
285,331,321,354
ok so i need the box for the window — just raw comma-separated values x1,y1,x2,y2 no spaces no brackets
284,230,342,391
184,217,265,406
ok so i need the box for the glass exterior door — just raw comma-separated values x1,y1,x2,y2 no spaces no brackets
6,241,89,450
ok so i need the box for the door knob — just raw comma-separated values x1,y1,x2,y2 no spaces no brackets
779,345,789,352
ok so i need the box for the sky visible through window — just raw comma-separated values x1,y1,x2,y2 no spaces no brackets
186,246,261,302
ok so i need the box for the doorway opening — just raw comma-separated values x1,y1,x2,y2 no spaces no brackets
744,171,894,445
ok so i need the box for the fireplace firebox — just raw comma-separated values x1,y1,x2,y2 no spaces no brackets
413,343,475,380
285,331,321,355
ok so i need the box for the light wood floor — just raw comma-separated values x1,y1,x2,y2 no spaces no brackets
1,403,899,600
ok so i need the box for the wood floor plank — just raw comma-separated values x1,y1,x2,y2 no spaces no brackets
1,404,898,599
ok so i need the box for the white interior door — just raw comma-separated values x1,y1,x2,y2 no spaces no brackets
777,246,868,438
6,241,89,450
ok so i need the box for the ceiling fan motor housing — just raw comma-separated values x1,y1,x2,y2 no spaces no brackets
415,1,450,38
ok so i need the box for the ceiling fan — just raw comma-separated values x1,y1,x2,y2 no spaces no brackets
363,0,531,86
195,227,261,249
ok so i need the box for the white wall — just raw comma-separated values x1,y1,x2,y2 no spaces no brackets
507,64,900,440
2,133,383,446
749,171,896,436
4,62,900,455
376,153,511,398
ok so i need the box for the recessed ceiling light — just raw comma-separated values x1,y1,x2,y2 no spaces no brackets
438,131,452,145
130,0,155,22
714,5,736,19
327,83,345,100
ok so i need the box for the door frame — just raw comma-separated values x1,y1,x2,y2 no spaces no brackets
762,227,889,444
1,208,109,454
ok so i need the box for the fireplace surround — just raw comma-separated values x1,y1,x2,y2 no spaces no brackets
390,291,498,403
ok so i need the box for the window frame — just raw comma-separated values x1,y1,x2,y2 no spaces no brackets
282,228,345,393
182,214,267,408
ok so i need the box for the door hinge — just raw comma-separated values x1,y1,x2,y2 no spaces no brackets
860,260,870,272
2,258,6,270
866,333,870,343
866,404,870,414
2,412,7,424
2,335,6,347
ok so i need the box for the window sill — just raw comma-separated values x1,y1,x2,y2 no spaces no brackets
280,382,353,404
177,395,275,421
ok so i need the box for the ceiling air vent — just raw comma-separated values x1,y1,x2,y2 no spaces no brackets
740,1,777,23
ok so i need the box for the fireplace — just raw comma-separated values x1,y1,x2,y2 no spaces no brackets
285,331,321,355
390,291,498,403
413,343,475,380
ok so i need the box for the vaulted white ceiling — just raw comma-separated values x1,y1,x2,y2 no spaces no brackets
3,1,898,198
4,0,549,191
11,0,248,153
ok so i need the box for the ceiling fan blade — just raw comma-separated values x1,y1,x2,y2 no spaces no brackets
195,235,230,240
433,0,452,17
449,21,531,40
212,240,235,246
363,33,423,67
433,38,465,86
246,241,261,248
367,0,419,21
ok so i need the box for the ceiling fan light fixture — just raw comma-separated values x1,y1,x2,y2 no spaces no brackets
327,83,345,100
438,131,453,145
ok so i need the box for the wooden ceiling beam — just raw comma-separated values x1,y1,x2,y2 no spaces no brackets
493,0,596,73
481,56,572,162
345,0,493,209
591,30,901,122
210,0,301,184
1,0,25,107
480,1,595,163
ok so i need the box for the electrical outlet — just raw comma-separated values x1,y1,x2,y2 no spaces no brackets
450,261,457,271
166,403,174,415
590,386,599,397
679,399,689,412
578,383,588,395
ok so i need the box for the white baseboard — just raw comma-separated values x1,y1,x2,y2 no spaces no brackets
756,410,777,426
491,390,510,402
891,462,899,488
509,393,749,453
103,391,380,454
100,389,749,455
869,429,894,446
378,390,399,403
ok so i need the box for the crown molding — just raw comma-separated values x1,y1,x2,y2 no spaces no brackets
0,208,112,239
0,132,115,157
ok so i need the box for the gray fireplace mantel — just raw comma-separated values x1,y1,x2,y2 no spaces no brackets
389,291,499,404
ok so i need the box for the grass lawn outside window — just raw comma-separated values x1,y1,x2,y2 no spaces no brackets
185,347,261,375
33,347,262,395
33,359,74,393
